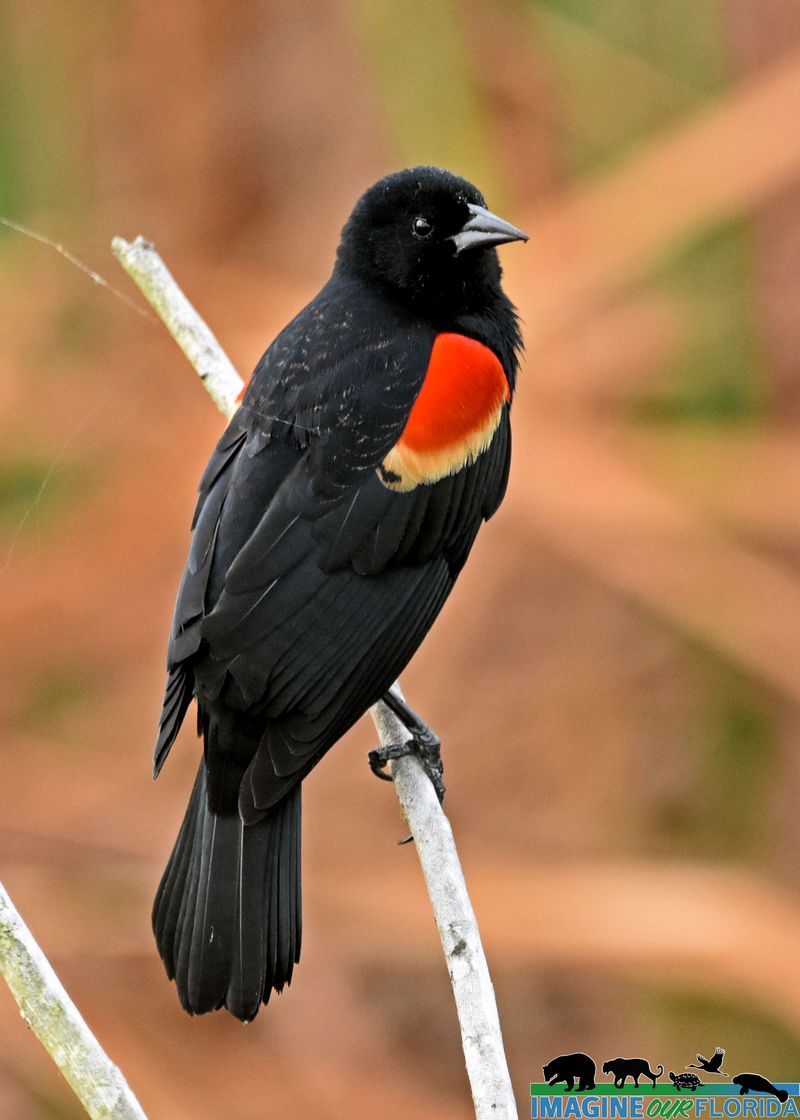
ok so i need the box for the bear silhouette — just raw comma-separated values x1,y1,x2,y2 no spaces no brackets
543,1053,597,1093
733,1074,788,1103
603,1058,664,1088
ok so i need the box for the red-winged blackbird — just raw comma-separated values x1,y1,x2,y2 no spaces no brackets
153,166,527,1020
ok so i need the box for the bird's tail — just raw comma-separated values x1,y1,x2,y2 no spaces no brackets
152,762,302,1021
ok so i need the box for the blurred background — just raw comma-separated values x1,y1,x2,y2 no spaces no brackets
2,1,800,1117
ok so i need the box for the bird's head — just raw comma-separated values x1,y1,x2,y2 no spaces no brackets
335,166,527,316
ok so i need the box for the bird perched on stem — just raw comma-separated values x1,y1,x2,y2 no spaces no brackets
152,166,527,1020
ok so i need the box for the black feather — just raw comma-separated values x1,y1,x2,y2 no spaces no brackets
152,762,301,1020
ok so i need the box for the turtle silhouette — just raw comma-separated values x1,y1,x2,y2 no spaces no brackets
733,1074,788,1103
688,1047,728,1076
670,1072,702,1092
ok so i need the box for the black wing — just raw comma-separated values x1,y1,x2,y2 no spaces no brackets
155,276,513,820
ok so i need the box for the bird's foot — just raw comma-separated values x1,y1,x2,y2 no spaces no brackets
368,688,445,804
368,736,445,803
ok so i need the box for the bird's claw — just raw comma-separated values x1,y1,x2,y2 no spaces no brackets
368,735,446,804
368,741,408,781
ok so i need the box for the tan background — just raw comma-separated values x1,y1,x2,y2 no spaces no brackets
2,1,800,1116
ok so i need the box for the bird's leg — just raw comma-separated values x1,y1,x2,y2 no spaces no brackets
368,687,445,804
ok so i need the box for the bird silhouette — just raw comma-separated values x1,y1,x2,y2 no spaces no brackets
688,1048,728,1076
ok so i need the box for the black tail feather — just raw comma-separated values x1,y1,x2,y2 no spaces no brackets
152,762,302,1021
152,765,204,979
153,665,194,778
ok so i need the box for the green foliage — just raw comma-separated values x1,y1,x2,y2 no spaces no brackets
655,651,776,857
0,456,90,537
634,219,765,423
353,0,500,197
527,2,711,177
0,6,88,221
524,0,763,424
12,667,99,736
526,0,727,178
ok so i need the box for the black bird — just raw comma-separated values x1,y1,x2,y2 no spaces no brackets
152,166,527,1020
689,1048,729,1076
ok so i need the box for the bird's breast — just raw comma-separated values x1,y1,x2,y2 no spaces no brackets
379,332,509,492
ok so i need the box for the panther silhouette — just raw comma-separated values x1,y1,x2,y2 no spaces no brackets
603,1058,663,1088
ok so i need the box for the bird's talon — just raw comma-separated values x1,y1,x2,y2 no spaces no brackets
368,735,446,803
369,742,408,782
376,689,445,801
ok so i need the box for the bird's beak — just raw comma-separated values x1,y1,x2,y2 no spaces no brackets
450,203,528,255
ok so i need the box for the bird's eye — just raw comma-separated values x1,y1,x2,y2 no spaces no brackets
412,216,433,239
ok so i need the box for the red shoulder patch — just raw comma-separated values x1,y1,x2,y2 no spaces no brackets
400,333,509,453
378,333,510,491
